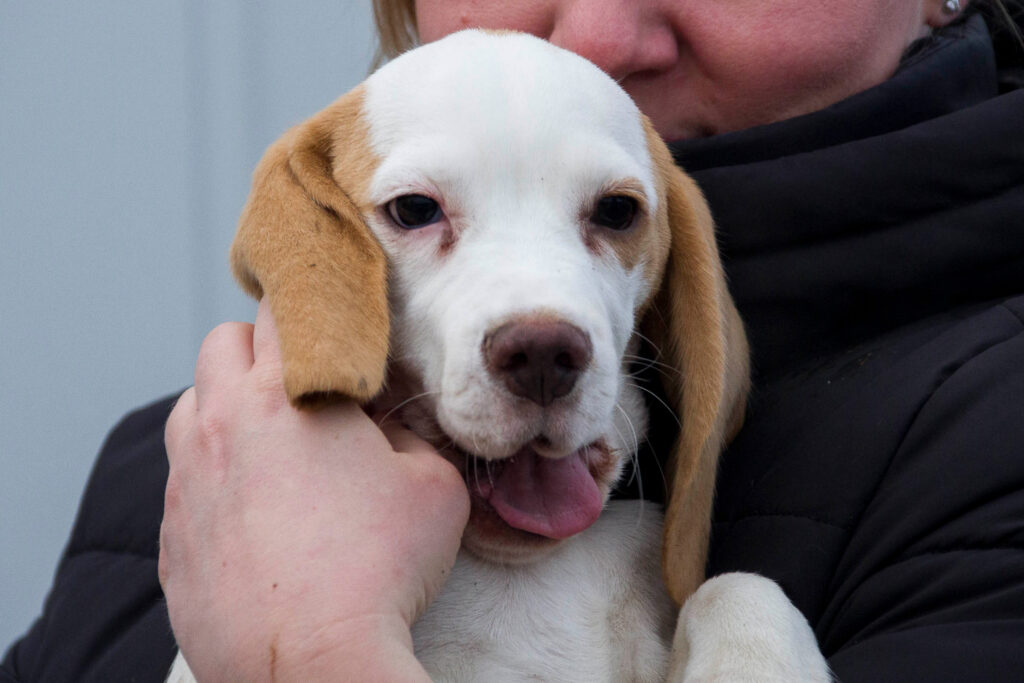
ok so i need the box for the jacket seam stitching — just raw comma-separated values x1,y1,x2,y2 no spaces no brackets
713,512,850,531
840,547,1024,650
821,329,1022,634
999,300,1024,328
837,330,1020,554
888,544,1024,566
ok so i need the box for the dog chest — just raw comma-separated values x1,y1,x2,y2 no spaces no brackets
412,501,674,682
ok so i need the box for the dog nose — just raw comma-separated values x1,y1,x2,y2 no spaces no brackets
483,320,592,406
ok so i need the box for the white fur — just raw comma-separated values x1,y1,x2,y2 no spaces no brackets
413,501,674,682
362,32,658,461
169,31,830,683
669,574,833,683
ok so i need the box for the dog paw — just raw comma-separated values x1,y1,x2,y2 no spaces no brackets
668,573,832,683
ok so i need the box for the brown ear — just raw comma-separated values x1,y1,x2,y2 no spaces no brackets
230,88,388,407
643,130,751,606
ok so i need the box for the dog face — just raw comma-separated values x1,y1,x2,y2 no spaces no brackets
231,30,749,601
353,32,669,561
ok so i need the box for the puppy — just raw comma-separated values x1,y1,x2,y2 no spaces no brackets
168,30,830,682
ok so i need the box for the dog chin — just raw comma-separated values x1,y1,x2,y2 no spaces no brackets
461,502,565,564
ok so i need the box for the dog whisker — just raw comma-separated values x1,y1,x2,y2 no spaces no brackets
607,415,632,485
621,353,682,377
613,402,640,464
621,384,671,496
472,452,482,493
625,381,683,433
623,367,674,383
608,324,668,362
620,309,673,352
611,413,642,502
613,403,645,523
623,365,658,381
373,390,441,427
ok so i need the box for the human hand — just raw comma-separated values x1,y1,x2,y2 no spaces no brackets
159,298,470,682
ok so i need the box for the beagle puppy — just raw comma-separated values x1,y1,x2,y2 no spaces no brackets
169,30,830,682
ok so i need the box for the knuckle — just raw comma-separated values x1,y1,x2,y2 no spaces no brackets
248,364,290,413
157,539,170,587
164,390,196,455
157,518,180,593
415,457,471,512
249,358,285,392
193,410,231,459
200,321,251,356
163,469,183,512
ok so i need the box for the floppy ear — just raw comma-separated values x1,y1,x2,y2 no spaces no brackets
643,129,751,606
230,88,389,407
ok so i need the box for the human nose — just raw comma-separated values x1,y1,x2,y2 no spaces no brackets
547,1,678,82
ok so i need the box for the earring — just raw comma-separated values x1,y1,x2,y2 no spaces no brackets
943,0,962,14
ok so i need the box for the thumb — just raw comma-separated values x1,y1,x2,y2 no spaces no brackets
378,418,440,458
252,297,283,370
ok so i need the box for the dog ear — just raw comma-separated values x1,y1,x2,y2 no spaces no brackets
643,128,751,606
230,88,389,407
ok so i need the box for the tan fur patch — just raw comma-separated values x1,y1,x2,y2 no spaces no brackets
590,178,666,286
230,87,389,405
640,118,751,606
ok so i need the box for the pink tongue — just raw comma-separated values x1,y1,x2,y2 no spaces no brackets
486,450,603,539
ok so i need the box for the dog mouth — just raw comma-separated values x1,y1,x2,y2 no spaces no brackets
453,441,614,540
373,373,620,547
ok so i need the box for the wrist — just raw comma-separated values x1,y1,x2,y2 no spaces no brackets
274,613,430,682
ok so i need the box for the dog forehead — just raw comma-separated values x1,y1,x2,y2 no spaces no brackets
361,30,654,193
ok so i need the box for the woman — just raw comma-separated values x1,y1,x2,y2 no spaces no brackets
4,0,1022,680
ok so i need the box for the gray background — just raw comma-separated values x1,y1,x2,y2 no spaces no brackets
1,1,377,649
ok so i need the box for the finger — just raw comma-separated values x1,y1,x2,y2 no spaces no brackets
252,297,282,367
164,387,198,461
193,322,255,407
379,420,440,458
158,471,186,591
157,518,173,590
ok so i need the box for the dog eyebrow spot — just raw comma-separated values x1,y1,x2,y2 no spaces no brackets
437,226,457,256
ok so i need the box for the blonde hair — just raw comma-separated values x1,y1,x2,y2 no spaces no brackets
372,0,418,67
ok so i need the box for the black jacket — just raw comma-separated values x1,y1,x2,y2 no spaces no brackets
5,12,1023,683
685,12,1024,681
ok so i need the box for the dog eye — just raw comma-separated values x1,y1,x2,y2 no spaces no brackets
387,194,443,230
590,195,637,231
